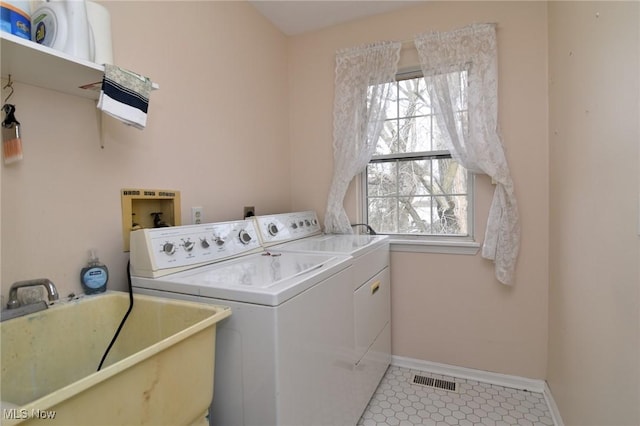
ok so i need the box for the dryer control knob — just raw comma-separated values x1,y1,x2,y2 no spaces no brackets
183,239,195,252
239,230,252,245
200,238,210,249
215,236,225,247
162,242,176,255
268,223,279,236
291,222,298,229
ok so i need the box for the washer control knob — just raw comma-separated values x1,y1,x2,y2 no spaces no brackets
162,242,176,255
305,219,311,227
291,222,298,229
200,238,210,249
311,219,318,226
183,239,195,252
239,230,252,245
268,223,279,236
215,236,225,247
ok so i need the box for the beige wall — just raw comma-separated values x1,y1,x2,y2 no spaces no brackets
1,1,291,299
548,2,640,424
288,2,549,379
4,1,638,421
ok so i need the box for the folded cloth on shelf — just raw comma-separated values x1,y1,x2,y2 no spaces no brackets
97,64,152,130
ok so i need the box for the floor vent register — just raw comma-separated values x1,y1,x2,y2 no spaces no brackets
411,374,458,392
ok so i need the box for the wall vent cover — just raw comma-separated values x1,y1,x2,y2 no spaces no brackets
411,374,458,392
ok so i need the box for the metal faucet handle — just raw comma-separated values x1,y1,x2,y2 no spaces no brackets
6,298,21,309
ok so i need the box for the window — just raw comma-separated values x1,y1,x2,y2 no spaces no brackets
363,70,473,238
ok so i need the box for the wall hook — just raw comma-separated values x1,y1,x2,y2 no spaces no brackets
3,74,14,104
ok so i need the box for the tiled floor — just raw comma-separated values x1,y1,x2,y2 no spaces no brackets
358,365,554,426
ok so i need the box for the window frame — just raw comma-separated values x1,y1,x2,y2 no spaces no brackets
359,69,479,255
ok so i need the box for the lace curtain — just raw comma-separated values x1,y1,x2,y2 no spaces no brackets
324,42,401,234
414,23,520,285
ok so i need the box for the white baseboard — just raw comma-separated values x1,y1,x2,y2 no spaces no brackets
544,382,565,426
391,355,545,392
391,355,564,426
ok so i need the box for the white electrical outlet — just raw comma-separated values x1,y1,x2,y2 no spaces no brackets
192,206,203,224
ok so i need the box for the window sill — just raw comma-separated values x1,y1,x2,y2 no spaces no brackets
389,238,481,255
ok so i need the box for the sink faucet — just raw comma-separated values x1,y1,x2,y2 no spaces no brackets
6,278,59,309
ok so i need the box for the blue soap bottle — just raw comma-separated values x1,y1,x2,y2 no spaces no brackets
80,250,108,294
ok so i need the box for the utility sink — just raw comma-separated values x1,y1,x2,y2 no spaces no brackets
0,291,231,425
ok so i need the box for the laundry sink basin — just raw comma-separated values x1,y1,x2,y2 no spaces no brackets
0,291,231,425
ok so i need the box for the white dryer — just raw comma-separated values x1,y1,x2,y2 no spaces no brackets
254,212,391,420
129,219,356,426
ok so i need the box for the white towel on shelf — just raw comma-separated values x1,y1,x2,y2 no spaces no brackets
97,64,152,130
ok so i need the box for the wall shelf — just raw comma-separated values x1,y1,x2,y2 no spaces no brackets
1,32,158,100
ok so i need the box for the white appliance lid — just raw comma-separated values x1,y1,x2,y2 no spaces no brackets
132,251,351,306
271,234,388,257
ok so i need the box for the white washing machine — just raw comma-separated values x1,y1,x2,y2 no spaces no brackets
129,219,357,426
254,211,391,421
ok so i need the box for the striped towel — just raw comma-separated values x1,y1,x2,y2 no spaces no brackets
97,64,152,130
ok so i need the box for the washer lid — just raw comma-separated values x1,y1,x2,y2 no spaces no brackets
271,234,389,257
134,251,352,306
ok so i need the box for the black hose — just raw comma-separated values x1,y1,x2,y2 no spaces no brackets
97,260,134,371
350,223,377,235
